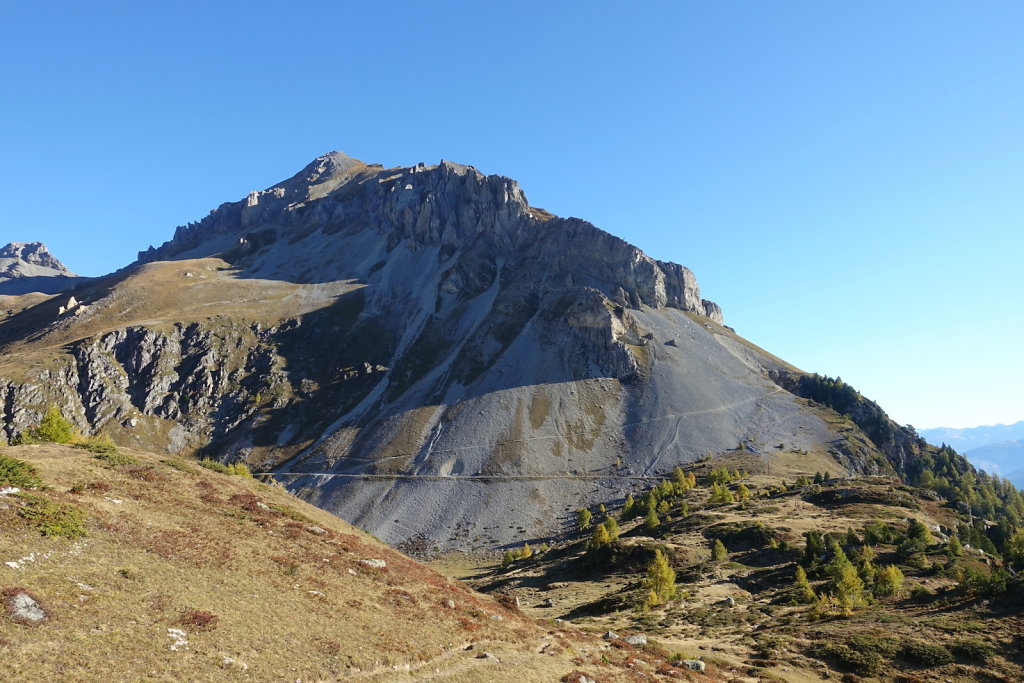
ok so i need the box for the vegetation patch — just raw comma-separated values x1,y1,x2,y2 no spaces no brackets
0,454,43,489
197,459,253,476
16,494,87,538
179,609,219,631
73,434,118,455
949,638,995,662
898,639,953,667
808,641,883,676
95,451,141,466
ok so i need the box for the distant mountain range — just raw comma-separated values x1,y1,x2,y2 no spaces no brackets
921,421,1024,486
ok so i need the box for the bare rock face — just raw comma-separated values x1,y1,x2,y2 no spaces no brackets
0,151,885,553
0,242,85,295
0,242,73,275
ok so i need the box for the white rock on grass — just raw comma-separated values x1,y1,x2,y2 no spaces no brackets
360,559,387,569
167,628,189,651
625,634,647,646
8,592,46,622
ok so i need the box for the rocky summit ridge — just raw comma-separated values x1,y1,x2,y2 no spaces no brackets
0,153,899,552
0,241,83,295
139,152,723,322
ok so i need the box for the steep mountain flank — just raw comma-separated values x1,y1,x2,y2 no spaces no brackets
0,153,902,551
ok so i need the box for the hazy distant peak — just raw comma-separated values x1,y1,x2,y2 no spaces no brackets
0,241,85,295
0,241,74,276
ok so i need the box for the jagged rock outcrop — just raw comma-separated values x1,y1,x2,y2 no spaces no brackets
0,152,891,552
0,242,86,295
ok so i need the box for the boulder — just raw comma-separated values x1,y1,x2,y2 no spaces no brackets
7,591,46,623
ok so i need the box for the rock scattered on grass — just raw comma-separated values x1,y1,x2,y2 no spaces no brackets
6,591,46,623
625,635,647,646
679,659,705,671
167,627,188,651
360,559,386,569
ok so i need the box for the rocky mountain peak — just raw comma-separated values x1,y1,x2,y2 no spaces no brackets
0,242,75,278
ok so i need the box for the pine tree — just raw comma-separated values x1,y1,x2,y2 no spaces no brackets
736,483,751,501
645,505,660,531
907,519,935,546
947,535,964,558
711,538,728,561
1006,528,1024,570
672,465,686,487
826,542,864,610
520,542,533,559
803,531,826,567
576,508,592,531
622,493,636,520
590,523,611,549
873,565,904,597
709,483,734,505
604,516,621,540
25,405,74,444
644,549,677,604
793,565,816,603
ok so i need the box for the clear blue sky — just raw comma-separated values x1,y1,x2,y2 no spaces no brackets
1,2,1021,430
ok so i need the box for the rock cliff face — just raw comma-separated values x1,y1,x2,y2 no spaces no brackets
0,153,888,551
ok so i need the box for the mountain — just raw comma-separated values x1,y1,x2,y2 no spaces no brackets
921,421,1024,485
0,153,927,552
920,420,1024,452
962,440,1024,486
0,241,86,296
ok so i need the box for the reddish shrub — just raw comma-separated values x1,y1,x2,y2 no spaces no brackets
179,609,218,631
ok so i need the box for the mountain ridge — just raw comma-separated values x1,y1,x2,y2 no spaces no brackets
0,153,939,552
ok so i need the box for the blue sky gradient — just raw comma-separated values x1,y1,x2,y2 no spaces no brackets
1,2,1021,429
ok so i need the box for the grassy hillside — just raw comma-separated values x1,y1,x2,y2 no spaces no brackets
0,444,688,682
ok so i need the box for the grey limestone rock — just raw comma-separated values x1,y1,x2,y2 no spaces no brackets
7,591,46,623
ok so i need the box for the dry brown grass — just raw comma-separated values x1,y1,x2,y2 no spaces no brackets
0,444,647,681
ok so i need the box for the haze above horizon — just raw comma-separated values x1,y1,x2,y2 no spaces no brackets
1,1,1020,431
